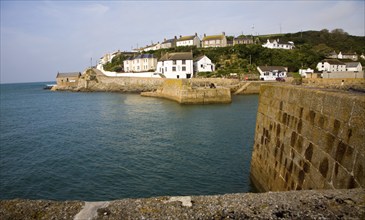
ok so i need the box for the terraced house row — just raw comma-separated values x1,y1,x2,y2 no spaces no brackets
136,32,259,52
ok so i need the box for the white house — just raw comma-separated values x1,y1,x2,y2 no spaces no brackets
176,33,201,48
123,54,157,72
143,42,161,52
99,51,120,65
316,59,346,72
156,52,194,79
257,66,287,80
338,52,358,61
345,62,362,72
299,68,315,78
262,39,294,50
194,55,215,73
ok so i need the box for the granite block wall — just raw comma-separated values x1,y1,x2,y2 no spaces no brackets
250,84,365,192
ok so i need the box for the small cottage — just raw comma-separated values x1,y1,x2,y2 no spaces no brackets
202,32,227,48
262,39,294,50
316,59,346,72
176,33,201,48
56,72,81,87
257,66,287,80
194,55,215,73
156,52,194,79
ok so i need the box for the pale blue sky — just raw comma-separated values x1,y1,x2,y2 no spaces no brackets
1,0,364,83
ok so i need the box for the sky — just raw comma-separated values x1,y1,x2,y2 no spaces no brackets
1,0,364,84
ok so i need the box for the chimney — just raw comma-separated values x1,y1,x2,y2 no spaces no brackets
174,36,177,39
204,33,206,37
222,32,225,36
195,32,197,36
180,35,182,38
164,38,166,42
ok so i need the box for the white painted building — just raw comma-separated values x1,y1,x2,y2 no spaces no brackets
143,43,161,52
345,62,362,72
176,33,201,48
338,52,358,61
156,52,194,79
257,66,287,80
262,39,294,50
123,54,157,72
316,59,346,72
99,51,120,65
194,55,215,73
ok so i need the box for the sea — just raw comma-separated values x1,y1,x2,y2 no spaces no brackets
0,82,259,201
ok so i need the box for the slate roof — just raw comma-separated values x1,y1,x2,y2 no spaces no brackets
194,55,207,62
268,39,293,45
202,35,225,41
323,59,346,65
345,62,360,68
257,66,287,72
159,52,193,61
234,36,253,41
177,35,196,41
135,54,155,59
56,72,81,78
162,38,176,44
126,54,155,61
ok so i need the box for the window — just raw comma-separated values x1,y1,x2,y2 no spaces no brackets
172,67,176,71
173,60,176,65
182,60,186,64
182,66,186,71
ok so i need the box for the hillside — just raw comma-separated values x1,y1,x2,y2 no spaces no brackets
104,29,365,77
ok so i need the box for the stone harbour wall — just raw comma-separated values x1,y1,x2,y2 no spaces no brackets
1,189,364,220
141,79,232,104
250,84,365,192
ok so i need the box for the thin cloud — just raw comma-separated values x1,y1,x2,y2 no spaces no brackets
1,1,364,83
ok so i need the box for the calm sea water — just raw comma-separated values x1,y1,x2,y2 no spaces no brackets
0,82,258,201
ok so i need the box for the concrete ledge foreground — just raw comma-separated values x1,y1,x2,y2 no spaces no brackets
1,188,364,219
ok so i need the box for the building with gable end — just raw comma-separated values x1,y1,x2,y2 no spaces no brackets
257,66,287,80
202,32,227,48
156,52,194,79
233,36,254,45
143,43,161,52
176,33,201,47
123,54,157,72
338,52,358,61
194,55,215,73
262,39,294,49
56,72,81,87
316,59,346,72
161,37,177,49
345,62,362,72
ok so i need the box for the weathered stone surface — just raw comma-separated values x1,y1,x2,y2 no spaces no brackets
141,79,232,104
1,189,364,220
251,84,365,192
